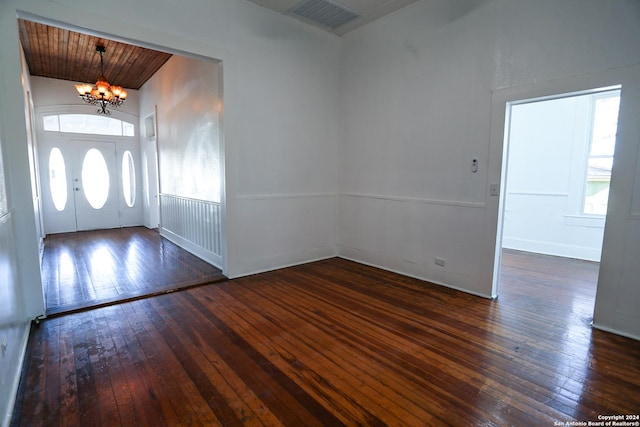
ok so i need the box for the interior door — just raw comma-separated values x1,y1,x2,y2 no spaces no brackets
72,141,119,231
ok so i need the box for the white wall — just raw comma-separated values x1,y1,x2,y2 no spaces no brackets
139,55,224,267
0,38,39,427
503,94,605,261
139,56,221,202
339,0,502,296
338,0,640,336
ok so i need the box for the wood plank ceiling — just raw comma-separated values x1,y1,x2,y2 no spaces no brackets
18,19,172,90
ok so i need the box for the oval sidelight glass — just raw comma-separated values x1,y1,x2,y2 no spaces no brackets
82,148,110,209
122,150,136,207
48,147,67,211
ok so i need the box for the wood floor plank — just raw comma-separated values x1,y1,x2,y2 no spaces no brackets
43,227,226,316
225,275,538,426
12,251,640,426
121,301,215,426
144,296,277,426
170,291,346,426
208,284,478,425
198,287,393,425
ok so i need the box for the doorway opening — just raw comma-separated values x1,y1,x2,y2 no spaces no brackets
494,86,621,320
18,17,227,314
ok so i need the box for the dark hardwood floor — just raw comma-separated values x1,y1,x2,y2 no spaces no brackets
12,251,640,426
42,227,226,316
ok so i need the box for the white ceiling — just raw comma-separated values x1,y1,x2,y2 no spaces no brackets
246,0,420,35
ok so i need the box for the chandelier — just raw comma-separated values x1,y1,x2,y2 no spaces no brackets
74,46,128,115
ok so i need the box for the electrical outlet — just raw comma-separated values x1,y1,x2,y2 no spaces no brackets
434,257,446,267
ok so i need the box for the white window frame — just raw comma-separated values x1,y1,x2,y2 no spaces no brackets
36,105,138,138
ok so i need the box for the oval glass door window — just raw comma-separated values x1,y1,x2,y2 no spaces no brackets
81,148,110,209
49,147,67,211
122,150,136,207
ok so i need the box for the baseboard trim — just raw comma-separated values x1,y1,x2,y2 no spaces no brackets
337,255,495,300
160,228,223,270
591,322,640,342
229,254,337,280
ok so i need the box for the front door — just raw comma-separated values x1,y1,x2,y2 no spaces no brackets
72,141,119,231
40,139,120,233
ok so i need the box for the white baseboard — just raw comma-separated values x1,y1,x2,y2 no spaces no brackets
502,237,601,261
228,246,338,279
160,228,223,270
591,322,640,342
337,246,494,299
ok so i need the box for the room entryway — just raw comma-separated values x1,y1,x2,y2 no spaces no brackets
42,227,226,316
493,85,621,318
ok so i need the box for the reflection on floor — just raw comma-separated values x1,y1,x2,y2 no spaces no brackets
499,248,599,320
42,227,226,316
13,254,640,425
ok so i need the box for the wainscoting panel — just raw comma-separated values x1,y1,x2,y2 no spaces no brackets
159,194,222,268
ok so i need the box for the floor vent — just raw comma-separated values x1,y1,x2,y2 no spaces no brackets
290,0,361,29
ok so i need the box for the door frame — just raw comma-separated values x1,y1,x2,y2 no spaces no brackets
486,66,639,299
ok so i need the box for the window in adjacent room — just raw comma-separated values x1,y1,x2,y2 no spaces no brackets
583,91,620,216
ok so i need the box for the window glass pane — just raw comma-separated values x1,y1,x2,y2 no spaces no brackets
587,157,613,180
585,157,612,215
59,114,123,136
43,115,60,132
583,91,620,216
590,95,620,156
48,148,67,211
584,180,610,215
122,121,135,136
122,151,136,207
82,149,110,209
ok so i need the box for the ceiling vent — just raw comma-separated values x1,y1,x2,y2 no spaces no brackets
290,0,361,29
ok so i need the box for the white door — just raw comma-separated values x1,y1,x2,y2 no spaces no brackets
73,141,119,231
40,139,120,233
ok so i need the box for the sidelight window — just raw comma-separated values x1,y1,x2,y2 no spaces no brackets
122,150,136,207
48,147,67,211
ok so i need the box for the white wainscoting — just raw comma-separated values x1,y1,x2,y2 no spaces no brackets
159,193,223,268
0,211,32,427
338,192,493,298
229,192,338,278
